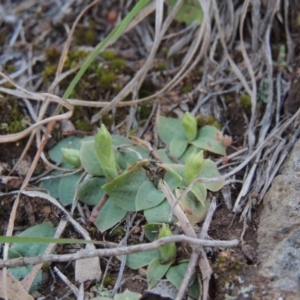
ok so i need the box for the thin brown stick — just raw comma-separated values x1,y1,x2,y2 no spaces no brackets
88,194,109,224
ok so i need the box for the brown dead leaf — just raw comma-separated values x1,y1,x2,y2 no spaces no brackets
0,176,23,188
0,270,33,300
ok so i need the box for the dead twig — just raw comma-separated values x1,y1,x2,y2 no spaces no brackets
0,235,238,268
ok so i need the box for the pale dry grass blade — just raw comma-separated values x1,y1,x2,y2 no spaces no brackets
54,266,79,297
239,0,257,149
284,0,294,63
0,93,73,143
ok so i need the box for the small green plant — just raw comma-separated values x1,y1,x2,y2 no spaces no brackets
273,44,287,68
40,113,230,297
166,0,204,25
240,94,252,111
157,113,228,159
258,79,270,104
125,223,200,298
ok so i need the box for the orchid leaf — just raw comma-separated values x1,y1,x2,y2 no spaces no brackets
147,258,172,289
102,167,147,211
95,125,118,180
136,181,165,210
191,125,226,155
169,136,188,158
77,177,107,205
157,115,185,145
80,140,104,176
176,189,210,225
94,200,126,233
59,173,82,206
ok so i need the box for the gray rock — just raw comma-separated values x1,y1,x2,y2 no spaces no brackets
257,139,300,298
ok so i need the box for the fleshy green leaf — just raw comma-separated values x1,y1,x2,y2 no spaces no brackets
156,149,174,164
111,134,135,147
190,182,207,206
61,148,81,167
59,173,82,206
80,140,104,176
191,125,226,155
169,136,188,158
147,257,172,289
126,249,160,270
95,124,118,180
77,177,107,205
102,167,147,211
184,150,204,185
163,167,182,191
157,115,185,145
89,297,111,300
48,136,82,164
135,181,165,210
8,223,55,258
9,265,42,293
160,163,185,177
94,200,126,232
176,189,210,225
115,289,142,300
158,224,177,263
144,200,175,224
160,164,185,188
178,144,198,163
198,159,224,191
143,223,161,242
166,261,200,299
39,172,62,199
166,0,204,25
115,145,150,170
181,112,197,141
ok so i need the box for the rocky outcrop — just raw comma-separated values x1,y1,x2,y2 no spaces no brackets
257,139,300,298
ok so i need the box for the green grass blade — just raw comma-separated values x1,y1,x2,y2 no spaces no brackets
63,0,151,99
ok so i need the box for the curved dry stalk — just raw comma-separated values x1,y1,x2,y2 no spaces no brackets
284,0,294,63
0,72,73,144
0,86,156,108
160,181,212,300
